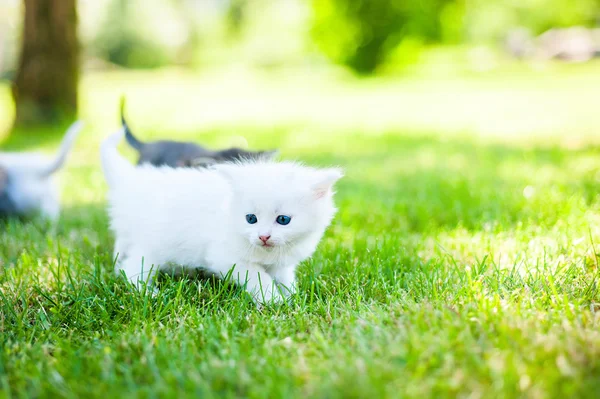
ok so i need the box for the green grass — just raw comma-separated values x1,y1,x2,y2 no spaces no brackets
2,62,600,398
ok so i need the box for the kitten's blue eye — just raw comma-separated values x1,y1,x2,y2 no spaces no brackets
246,214,258,224
276,215,291,225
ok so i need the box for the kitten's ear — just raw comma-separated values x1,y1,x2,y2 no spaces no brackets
313,168,344,199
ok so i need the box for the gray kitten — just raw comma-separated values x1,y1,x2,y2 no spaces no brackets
121,104,278,168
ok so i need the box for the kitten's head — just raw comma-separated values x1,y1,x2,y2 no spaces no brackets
216,161,343,253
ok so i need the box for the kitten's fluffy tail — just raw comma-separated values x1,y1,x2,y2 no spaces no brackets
101,128,134,188
120,97,145,151
40,120,84,177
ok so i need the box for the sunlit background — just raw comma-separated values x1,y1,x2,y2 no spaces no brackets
1,0,600,143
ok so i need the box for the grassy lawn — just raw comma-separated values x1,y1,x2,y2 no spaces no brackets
2,62,600,398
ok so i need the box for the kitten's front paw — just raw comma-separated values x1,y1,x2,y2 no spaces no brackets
278,283,297,299
255,287,286,305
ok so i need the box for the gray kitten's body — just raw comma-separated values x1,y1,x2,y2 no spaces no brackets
122,111,277,168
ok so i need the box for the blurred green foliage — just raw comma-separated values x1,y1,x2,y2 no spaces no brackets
311,0,457,74
226,0,249,39
3,0,600,76
467,0,600,41
311,0,600,73
93,0,172,68
91,0,198,69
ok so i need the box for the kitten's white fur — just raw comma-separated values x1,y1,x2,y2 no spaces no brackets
0,121,83,220
101,128,342,303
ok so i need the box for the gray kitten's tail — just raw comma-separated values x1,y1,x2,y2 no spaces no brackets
120,97,145,151
101,128,134,188
40,120,84,177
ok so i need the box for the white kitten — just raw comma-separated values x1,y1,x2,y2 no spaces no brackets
0,121,83,220
101,128,342,303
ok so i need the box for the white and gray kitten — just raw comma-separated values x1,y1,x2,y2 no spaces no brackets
0,121,83,220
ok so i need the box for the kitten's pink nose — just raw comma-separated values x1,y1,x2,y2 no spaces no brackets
259,235,271,244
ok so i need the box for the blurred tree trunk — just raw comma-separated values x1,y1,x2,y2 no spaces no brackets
12,0,79,127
